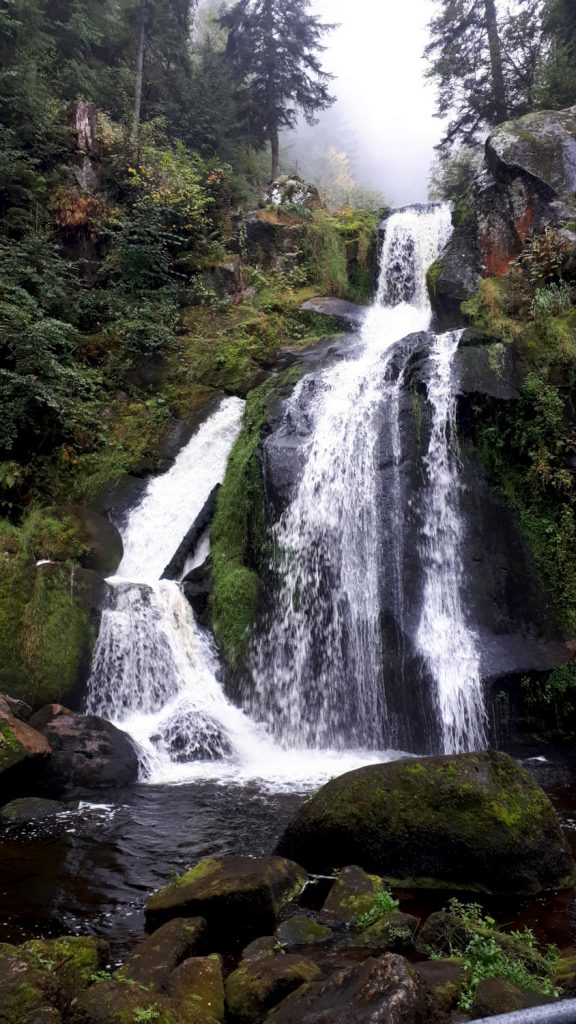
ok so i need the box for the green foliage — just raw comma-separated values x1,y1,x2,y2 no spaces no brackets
514,228,569,287
305,209,349,297
355,882,399,930
428,899,560,1012
210,383,272,665
531,281,573,320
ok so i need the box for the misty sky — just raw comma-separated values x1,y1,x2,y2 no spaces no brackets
310,0,442,205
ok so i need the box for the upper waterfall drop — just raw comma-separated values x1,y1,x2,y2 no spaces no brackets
248,203,473,753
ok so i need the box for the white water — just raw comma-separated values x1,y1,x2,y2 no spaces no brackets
249,204,480,752
88,203,487,791
87,396,406,790
416,332,487,751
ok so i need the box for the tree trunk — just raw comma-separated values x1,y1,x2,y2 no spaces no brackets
270,126,279,180
131,0,146,154
484,0,507,123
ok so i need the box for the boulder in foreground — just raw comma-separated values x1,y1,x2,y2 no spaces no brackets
275,751,575,895
145,855,307,947
30,704,139,792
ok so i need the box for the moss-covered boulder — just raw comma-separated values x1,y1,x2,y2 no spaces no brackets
470,977,555,1018
121,917,206,988
60,506,123,576
275,751,575,895
0,951,62,1024
412,959,465,1015
241,938,279,964
225,954,320,1023
0,797,66,824
21,936,109,1003
70,979,182,1024
30,704,138,793
319,866,387,927
145,856,308,948
170,955,225,1023
0,695,51,801
274,916,332,950
265,953,425,1024
354,912,419,953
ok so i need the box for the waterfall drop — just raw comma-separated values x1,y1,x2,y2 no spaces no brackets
88,201,487,790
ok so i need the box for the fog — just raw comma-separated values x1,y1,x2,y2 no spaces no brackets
287,0,444,206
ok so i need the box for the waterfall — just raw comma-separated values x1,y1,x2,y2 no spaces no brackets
416,332,487,752
87,202,487,789
249,203,486,754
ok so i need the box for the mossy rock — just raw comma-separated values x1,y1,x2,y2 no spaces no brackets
70,978,183,1024
415,911,471,958
412,959,465,1015
470,977,556,1018
0,696,51,798
145,856,308,949
0,953,62,1024
21,936,109,1002
225,954,320,1023
170,955,224,1022
0,798,66,824
354,911,419,953
274,916,332,949
241,938,279,964
121,918,206,989
319,865,383,926
275,751,575,895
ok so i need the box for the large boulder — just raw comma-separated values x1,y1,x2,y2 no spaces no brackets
275,751,575,895
121,917,206,989
30,704,139,793
0,951,62,1024
59,506,123,576
264,953,426,1024
145,856,308,948
0,695,51,802
225,954,321,1023
430,104,576,326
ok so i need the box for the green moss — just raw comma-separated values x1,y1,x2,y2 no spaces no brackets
0,721,24,773
210,369,302,666
426,258,446,303
22,936,106,999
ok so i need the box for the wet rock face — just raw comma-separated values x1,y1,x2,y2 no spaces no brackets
30,704,139,793
264,953,426,1024
275,751,576,895
145,855,308,948
0,695,51,801
430,104,576,323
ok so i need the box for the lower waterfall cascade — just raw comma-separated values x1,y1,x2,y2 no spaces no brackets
87,202,488,789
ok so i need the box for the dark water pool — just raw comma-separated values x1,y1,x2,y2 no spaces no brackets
1,758,576,959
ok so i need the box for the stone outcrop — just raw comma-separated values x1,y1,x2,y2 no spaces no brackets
430,105,576,328
275,751,575,895
30,704,139,793
0,695,51,800
145,855,308,947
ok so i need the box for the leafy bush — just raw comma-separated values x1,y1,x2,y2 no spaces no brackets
305,209,348,297
355,882,399,929
531,282,573,321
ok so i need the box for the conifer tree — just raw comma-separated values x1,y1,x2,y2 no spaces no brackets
221,0,335,180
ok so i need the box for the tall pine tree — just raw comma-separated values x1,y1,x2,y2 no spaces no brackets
221,0,335,180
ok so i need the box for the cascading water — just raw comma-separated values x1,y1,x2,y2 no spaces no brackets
249,203,486,753
88,202,487,790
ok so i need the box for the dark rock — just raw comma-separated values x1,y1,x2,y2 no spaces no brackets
59,506,123,576
182,560,213,618
70,979,177,1024
145,855,308,948
122,917,206,988
275,751,575,895
413,959,465,1014
427,222,482,331
242,213,307,272
226,954,321,1023
201,261,243,300
0,797,66,825
30,705,139,793
264,953,426,1024
300,298,366,330
150,708,231,763
470,977,555,1018
162,485,220,580
275,916,332,949
486,106,576,199
319,866,383,927
242,938,279,963
0,952,62,1023
170,955,225,1021
0,695,51,802
354,912,419,953
415,912,471,958
21,936,110,1003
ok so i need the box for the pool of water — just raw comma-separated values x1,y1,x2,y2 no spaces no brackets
1,757,575,960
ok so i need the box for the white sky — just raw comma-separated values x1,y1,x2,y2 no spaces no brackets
312,0,443,204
